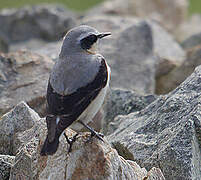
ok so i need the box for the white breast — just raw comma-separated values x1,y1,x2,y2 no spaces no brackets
70,62,111,132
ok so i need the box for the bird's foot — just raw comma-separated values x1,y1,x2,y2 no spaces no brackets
64,133,78,153
90,131,104,142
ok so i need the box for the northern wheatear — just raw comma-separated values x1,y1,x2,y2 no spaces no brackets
40,25,111,156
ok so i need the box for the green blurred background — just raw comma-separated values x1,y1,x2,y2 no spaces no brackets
0,0,200,14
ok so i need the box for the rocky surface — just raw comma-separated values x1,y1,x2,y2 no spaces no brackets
181,32,201,50
87,0,188,32
0,4,76,43
0,33,8,53
103,88,157,135
156,37,201,94
0,102,165,180
0,50,54,116
0,155,15,180
0,101,40,155
175,14,201,42
108,65,201,179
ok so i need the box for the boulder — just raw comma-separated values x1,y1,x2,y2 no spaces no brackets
87,0,188,32
10,39,62,61
0,155,15,180
0,101,165,180
0,32,8,53
156,45,201,94
0,4,76,43
175,14,201,42
108,65,201,179
0,50,54,116
0,101,40,155
38,131,165,180
81,16,186,93
103,88,157,135
181,32,201,50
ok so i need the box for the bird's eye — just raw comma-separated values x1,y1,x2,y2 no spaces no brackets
80,34,98,50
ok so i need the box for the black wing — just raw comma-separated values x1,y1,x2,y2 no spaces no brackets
46,58,108,134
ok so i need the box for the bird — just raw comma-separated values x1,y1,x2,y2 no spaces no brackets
40,25,111,156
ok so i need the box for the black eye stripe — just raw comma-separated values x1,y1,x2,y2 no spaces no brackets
80,34,98,50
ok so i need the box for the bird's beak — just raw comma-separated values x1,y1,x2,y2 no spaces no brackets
97,32,111,39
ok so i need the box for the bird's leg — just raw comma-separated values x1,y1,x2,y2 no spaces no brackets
78,120,104,141
64,133,78,153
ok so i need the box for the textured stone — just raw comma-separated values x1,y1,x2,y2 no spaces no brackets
104,88,157,135
0,155,15,180
5,102,165,180
9,137,40,180
0,4,76,43
108,65,201,179
38,130,165,180
0,101,40,155
0,50,54,116
156,45,201,94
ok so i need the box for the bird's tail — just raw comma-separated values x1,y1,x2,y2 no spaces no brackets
40,136,59,156
40,115,60,156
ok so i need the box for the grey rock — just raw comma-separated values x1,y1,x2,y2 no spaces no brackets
181,32,201,50
4,102,165,180
108,65,201,180
38,130,165,180
148,19,186,66
9,137,40,180
0,32,8,53
0,4,76,43
175,14,201,42
87,0,188,32
103,88,157,135
0,50,54,116
0,101,40,155
156,45,201,94
0,155,15,180
10,39,62,61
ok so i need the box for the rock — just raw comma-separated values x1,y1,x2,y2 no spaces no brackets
108,65,201,179
87,0,188,32
82,16,186,93
181,32,201,50
156,45,201,94
0,32,8,53
9,137,40,180
38,131,165,180
175,14,201,42
10,39,62,61
0,155,15,180
4,102,165,180
103,88,157,135
0,4,76,43
0,50,54,116
0,101,40,155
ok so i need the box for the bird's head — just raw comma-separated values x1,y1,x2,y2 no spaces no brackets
59,25,111,58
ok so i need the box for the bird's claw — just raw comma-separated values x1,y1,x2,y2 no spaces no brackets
64,133,78,153
90,131,104,142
